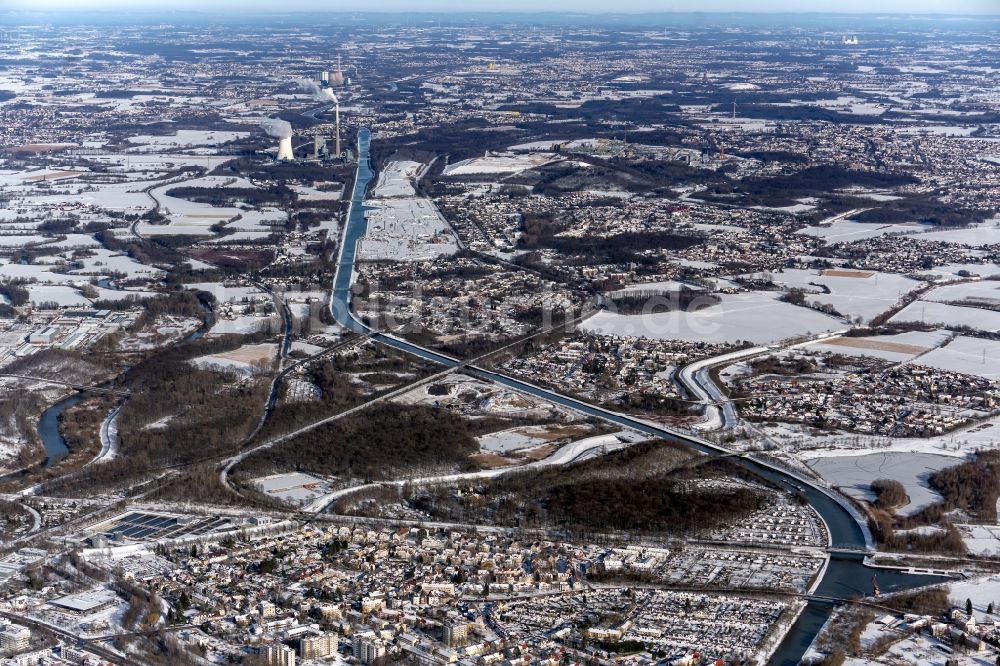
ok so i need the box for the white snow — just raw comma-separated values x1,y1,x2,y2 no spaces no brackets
805,329,952,363
358,198,458,262
923,280,1000,307
26,284,89,306
207,316,271,336
890,301,1000,332
797,220,928,244
914,335,1000,380
443,153,558,176
754,268,920,323
371,160,421,198
581,291,842,344
127,129,250,149
806,452,955,516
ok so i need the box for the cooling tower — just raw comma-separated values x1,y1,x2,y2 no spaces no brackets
277,136,294,161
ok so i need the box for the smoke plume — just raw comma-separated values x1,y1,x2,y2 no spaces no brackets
260,118,292,139
296,78,337,103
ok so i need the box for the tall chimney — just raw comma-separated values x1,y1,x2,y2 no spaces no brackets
335,100,341,158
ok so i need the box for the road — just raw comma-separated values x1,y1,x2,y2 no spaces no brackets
0,374,129,397
675,330,847,431
676,345,770,430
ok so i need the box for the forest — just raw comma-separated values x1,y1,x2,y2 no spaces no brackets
236,403,482,482
350,439,775,537
605,287,720,315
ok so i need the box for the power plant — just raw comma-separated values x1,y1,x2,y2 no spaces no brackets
277,135,294,161
261,118,295,161
329,55,345,86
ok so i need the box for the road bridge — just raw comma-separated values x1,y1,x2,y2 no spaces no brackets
0,374,129,397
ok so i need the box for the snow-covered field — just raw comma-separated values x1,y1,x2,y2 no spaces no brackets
186,282,267,303
756,268,919,323
358,198,459,261
806,451,955,516
806,329,951,363
914,335,1000,380
443,153,558,176
371,160,421,198
68,248,164,279
581,291,841,344
917,263,1000,280
191,342,276,374
207,316,273,336
128,129,249,149
27,284,89,306
797,220,927,244
956,525,1000,557
946,575,1000,614
914,221,1000,247
922,280,1000,306
607,280,704,297
890,300,1000,332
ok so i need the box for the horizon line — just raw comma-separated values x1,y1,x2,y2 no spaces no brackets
2,9,999,16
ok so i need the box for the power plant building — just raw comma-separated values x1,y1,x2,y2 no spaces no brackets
277,136,294,161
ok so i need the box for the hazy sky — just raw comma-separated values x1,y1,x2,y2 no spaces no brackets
3,0,998,13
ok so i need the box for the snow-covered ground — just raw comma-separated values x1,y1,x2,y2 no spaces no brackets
914,335,1000,380
443,153,558,176
805,329,951,363
371,160,421,198
806,451,954,516
922,280,1000,306
914,221,1000,247
956,525,1000,557
581,291,842,344
916,263,1000,280
207,316,273,336
185,282,267,303
890,300,1000,332
771,411,1000,459
67,248,164,279
127,129,249,149
358,198,459,261
607,280,704,297
477,427,554,453
26,284,89,306
191,343,276,374
946,575,1000,614
755,268,919,323
797,219,927,244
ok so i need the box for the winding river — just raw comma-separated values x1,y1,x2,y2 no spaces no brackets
324,128,947,664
